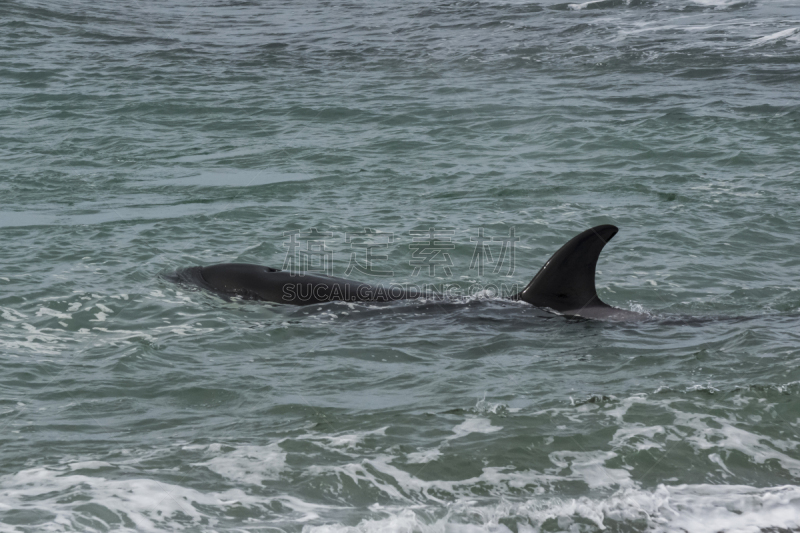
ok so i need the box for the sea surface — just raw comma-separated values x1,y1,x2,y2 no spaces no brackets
2,0,800,531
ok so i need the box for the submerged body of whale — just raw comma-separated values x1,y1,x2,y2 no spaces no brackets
175,225,645,321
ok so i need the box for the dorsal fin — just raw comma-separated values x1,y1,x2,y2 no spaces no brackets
514,225,618,314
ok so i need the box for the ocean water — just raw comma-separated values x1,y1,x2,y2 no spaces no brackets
2,0,800,531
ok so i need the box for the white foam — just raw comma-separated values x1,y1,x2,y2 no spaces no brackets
449,418,502,440
0,464,327,531
151,323,215,337
549,450,634,489
752,27,799,45
106,329,156,344
610,424,666,451
685,383,720,394
626,484,800,533
193,443,287,485
67,461,112,471
568,0,631,10
0,321,64,355
6,417,800,533
474,395,509,416
35,307,72,320
689,0,743,8
297,427,388,450
0,307,27,322
0,466,242,531
4,387,800,532
303,509,445,533
677,411,800,477
406,448,442,464
301,484,800,533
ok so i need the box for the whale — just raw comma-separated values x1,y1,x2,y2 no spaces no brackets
173,225,646,321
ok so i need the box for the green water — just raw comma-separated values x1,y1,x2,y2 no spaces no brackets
2,0,800,531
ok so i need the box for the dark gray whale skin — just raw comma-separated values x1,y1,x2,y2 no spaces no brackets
509,225,646,321
180,263,425,306
174,225,647,321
